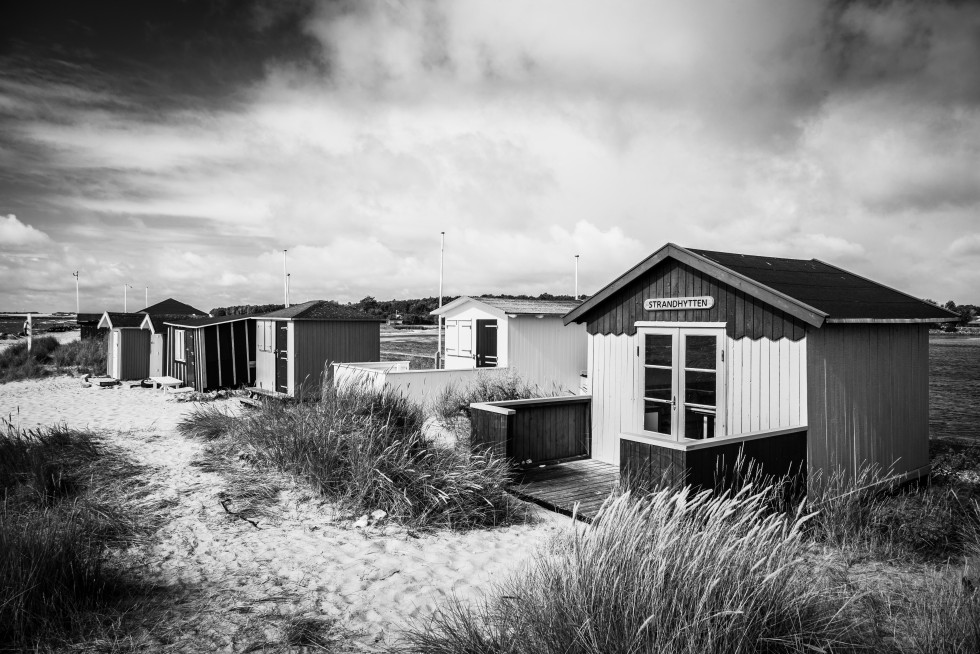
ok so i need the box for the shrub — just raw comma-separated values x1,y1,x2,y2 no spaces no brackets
433,370,547,424
0,423,150,648
51,336,107,375
0,336,62,383
208,383,521,530
407,487,874,654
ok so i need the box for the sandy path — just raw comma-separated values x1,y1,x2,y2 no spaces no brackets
0,376,569,651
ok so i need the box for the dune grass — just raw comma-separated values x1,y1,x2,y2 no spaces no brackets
806,465,980,563
408,487,876,654
0,335,105,382
0,422,159,649
51,335,107,375
433,370,547,425
177,383,523,530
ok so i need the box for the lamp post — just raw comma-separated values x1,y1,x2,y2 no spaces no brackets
72,271,79,314
124,284,133,312
437,231,445,369
574,255,579,301
145,286,148,309
283,249,289,308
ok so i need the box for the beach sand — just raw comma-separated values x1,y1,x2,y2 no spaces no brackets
0,376,571,651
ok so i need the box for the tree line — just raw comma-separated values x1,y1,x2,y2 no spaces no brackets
209,293,583,324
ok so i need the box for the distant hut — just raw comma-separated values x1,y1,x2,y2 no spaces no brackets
77,313,107,340
98,298,206,381
431,296,587,392
253,301,383,397
162,315,254,392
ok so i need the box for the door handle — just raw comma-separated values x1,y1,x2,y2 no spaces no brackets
671,396,676,409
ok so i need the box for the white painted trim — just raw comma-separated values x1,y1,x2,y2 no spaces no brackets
824,317,957,324
286,321,295,396
619,425,807,452
634,321,726,328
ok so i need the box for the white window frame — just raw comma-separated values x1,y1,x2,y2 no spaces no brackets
174,329,186,362
637,323,726,442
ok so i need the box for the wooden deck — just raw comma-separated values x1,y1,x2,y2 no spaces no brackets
511,458,620,521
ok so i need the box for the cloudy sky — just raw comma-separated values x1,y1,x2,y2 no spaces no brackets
1,0,979,313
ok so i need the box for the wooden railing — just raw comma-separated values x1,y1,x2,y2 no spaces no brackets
469,395,591,465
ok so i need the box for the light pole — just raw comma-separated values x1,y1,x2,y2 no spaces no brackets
574,255,579,301
72,271,79,314
283,249,289,308
124,284,133,312
145,286,148,309
437,231,445,369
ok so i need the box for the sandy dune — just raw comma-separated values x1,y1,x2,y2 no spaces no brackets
0,376,570,651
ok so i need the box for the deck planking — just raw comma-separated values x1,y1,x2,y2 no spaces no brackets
511,458,620,522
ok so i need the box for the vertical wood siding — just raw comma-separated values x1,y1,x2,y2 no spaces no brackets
726,336,807,436
469,399,591,464
585,259,806,340
621,430,807,493
115,329,150,380
292,321,381,397
806,324,929,481
506,317,588,393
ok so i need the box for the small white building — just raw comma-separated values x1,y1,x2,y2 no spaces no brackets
431,296,587,393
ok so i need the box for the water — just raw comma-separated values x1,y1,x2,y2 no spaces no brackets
930,336,980,441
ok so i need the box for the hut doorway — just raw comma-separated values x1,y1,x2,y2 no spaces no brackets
475,319,498,368
275,323,289,393
639,325,725,441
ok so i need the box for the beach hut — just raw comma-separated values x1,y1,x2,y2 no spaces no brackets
76,313,107,340
431,296,587,392
554,243,959,489
253,301,383,397
97,299,206,381
97,312,150,380
163,315,254,392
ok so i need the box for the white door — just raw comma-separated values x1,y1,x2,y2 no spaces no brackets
639,326,725,440
149,334,163,377
111,330,122,379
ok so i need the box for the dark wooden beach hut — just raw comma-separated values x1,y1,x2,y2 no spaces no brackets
77,313,107,340
470,243,958,514
163,315,255,392
253,301,383,397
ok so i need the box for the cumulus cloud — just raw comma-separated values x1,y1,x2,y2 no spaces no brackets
0,214,52,249
2,0,980,310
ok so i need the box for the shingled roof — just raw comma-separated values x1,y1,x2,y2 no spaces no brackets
432,296,581,316
162,314,253,328
97,312,145,329
257,301,383,321
564,243,958,326
142,298,206,316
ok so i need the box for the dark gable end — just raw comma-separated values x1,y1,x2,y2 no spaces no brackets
565,243,957,337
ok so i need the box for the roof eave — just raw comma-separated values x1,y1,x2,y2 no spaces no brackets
824,317,960,324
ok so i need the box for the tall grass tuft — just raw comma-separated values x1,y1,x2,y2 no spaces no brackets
180,383,521,529
0,335,62,382
434,370,546,424
51,336,107,375
0,422,153,647
408,487,874,654
806,466,980,562
177,404,239,441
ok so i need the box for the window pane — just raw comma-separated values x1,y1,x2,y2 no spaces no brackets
685,335,716,370
684,407,715,440
644,400,671,435
645,334,672,367
644,367,672,401
685,370,716,407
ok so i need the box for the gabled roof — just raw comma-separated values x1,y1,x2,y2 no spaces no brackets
141,313,208,332
256,300,383,321
76,313,103,324
564,243,958,327
142,298,206,316
162,314,253,328
432,296,581,317
97,312,145,329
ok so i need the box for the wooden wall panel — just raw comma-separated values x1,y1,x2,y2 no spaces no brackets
806,324,929,481
506,317,587,394
586,260,807,340
724,336,806,437
293,321,381,397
